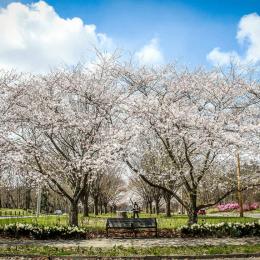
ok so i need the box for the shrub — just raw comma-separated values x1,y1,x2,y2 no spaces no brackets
178,222,260,237
243,202,259,211
0,223,88,239
217,202,259,212
217,203,239,212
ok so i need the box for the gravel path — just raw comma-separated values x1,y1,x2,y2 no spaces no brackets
0,237,259,248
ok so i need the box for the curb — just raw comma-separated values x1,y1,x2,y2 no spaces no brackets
0,253,260,259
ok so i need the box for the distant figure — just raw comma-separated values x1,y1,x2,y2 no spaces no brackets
132,202,139,218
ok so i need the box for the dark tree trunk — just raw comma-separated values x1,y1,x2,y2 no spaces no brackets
81,191,89,217
104,202,108,214
83,197,89,217
69,201,78,226
8,192,17,208
188,210,198,225
145,202,149,213
100,202,103,214
112,204,117,214
94,197,99,216
163,191,172,217
155,199,160,215
165,196,171,217
149,201,152,214
188,192,198,225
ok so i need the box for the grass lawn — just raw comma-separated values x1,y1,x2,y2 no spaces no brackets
0,212,258,230
0,244,259,257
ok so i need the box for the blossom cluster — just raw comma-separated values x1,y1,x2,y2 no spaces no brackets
217,203,239,211
243,203,259,211
217,202,259,212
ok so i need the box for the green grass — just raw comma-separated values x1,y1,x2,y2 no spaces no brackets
0,244,259,257
0,212,258,230
150,214,257,229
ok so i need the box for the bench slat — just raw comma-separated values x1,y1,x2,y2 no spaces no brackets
106,218,156,228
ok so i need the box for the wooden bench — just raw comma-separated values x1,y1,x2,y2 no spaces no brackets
106,218,157,238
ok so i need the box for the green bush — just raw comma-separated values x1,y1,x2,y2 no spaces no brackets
0,223,88,239
178,222,260,237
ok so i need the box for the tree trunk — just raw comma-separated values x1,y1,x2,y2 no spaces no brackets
165,196,171,217
188,210,198,225
145,202,149,213
94,197,99,216
8,192,17,208
188,192,198,225
112,204,117,214
83,197,89,217
163,191,172,217
155,199,160,215
81,192,89,217
104,202,108,214
149,201,152,214
100,202,103,214
69,201,78,226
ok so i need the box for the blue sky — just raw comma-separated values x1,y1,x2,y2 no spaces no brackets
48,0,260,64
0,0,260,71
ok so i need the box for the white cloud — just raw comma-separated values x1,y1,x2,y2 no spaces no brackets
207,48,241,66
0,1,113,72
207,13,260,66
135,38,164,66
237,13,260,62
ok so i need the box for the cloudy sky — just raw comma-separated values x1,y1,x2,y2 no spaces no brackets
0,0,260,72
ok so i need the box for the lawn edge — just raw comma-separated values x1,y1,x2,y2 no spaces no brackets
0,252,260,259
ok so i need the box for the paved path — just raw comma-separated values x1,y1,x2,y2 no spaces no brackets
0,237,259,248
209,212,260,218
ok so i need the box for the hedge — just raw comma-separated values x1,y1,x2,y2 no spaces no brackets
0,222,259,239
179,222,260,237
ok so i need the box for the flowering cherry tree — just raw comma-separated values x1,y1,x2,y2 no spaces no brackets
124,65,260,224
1,57,125,226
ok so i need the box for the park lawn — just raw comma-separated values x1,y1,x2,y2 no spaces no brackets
0,215,69,227
0,244,259,257
0,212,257,230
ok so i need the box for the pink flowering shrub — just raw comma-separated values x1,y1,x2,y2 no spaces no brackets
217,203,239,212
217,202,259,212
243,202,259,211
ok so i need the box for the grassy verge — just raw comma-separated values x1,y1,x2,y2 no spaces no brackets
0,244,259,257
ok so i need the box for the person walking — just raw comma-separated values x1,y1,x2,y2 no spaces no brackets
132,202,139,218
